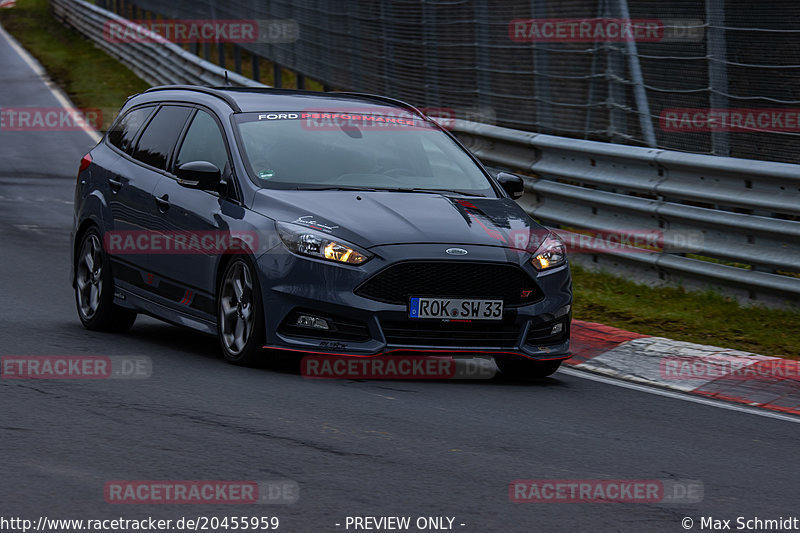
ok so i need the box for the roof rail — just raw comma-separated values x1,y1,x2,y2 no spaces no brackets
143,85,241,112
329,91,428,120
210,86,326,97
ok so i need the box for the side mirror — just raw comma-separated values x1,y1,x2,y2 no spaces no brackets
176,161,221,190
496,171,525,200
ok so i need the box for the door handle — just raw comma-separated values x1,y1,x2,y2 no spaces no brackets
108,177,123,193
155,194,170,212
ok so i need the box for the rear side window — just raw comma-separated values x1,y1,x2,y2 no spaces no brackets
107,106,154,154
175,110,229,172
132,106,192,170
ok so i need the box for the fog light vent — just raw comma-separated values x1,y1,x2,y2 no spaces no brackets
550,322,564,335
296,315,330,330
279,309,371,341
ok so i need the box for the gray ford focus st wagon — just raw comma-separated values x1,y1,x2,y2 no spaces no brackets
71,86,572,377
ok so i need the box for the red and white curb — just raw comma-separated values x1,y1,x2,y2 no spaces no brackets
567,320,800,416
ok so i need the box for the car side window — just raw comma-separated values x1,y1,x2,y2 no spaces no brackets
107,106,154,155
175,110,229,173
131,105,193,170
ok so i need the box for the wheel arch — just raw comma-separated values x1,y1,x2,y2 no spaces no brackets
214,238,269,339
72,218,102,287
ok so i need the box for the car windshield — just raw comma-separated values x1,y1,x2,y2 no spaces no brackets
234,110,495,196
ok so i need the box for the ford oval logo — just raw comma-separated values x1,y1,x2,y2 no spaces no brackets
446,248,468,256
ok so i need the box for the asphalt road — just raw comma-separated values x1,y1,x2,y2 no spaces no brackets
1,23,799,533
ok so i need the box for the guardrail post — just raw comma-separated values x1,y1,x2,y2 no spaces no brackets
218,42,226,69
584,40,600,138
423,0,442,108
531,0,552,133
706,0,730,157
474,0,490,113
381,0,395,96
348,2,363,91
273,63,282,88
616,0,657,147
251,55,260,82
233,45,242,74
606,50,627,141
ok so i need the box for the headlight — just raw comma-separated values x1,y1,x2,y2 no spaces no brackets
276,222,372,265
531,234,567,271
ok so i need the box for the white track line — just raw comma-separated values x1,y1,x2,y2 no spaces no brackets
0,22,101,143
560,366,800,424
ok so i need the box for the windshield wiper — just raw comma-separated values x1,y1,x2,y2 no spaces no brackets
389,188,486,197
295,186,485,197
296,186,383,192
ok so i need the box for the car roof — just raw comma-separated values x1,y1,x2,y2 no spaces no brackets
139,85,425,118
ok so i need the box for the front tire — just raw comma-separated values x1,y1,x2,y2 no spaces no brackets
496,357,562,379
217,257,265,365
74,228,136,332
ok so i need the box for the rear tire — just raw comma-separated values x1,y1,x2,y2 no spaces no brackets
496,357,562,379
74,227,137,333
217,257,265,366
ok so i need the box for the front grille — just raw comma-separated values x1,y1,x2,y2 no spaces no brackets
356,261,541,307
381,319,521,348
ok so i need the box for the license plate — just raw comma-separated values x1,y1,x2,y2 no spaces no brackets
409,297,503,320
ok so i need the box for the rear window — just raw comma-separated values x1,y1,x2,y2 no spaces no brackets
107,106,155,154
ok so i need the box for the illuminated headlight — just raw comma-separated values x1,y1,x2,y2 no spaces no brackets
276,222,372,265
531,234,567,271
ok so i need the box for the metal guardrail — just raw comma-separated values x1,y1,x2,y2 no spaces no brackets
51,0,265,88
52,0,800,307
453,120,800,307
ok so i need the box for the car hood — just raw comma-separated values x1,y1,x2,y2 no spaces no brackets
251,189,548,250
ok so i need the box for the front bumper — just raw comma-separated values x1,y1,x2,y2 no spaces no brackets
257,243,573,362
